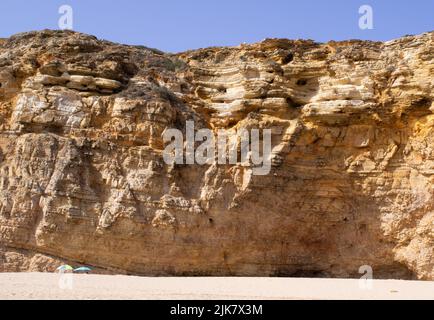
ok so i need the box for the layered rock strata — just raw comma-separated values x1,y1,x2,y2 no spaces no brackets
0,30,433,279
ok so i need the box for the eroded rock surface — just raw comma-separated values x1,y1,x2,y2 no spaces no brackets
0,30,433,279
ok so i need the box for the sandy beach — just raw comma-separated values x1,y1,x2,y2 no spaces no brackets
0,273,432,300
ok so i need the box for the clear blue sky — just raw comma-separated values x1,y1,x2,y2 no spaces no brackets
0,0,433,52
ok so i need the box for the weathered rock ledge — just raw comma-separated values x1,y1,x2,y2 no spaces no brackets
0,30,433,279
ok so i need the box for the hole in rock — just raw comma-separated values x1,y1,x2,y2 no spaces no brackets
296,79,308,86
286,97,302,108
282,53,294,64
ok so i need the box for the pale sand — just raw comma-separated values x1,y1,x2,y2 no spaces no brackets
0,273,433,300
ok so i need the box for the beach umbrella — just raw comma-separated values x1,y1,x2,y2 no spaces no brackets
56,265,74,272
73,266,92,273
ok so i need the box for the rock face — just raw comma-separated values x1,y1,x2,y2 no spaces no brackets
0,30,433,279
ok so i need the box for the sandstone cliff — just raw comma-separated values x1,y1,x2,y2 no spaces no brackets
0,30,432,279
